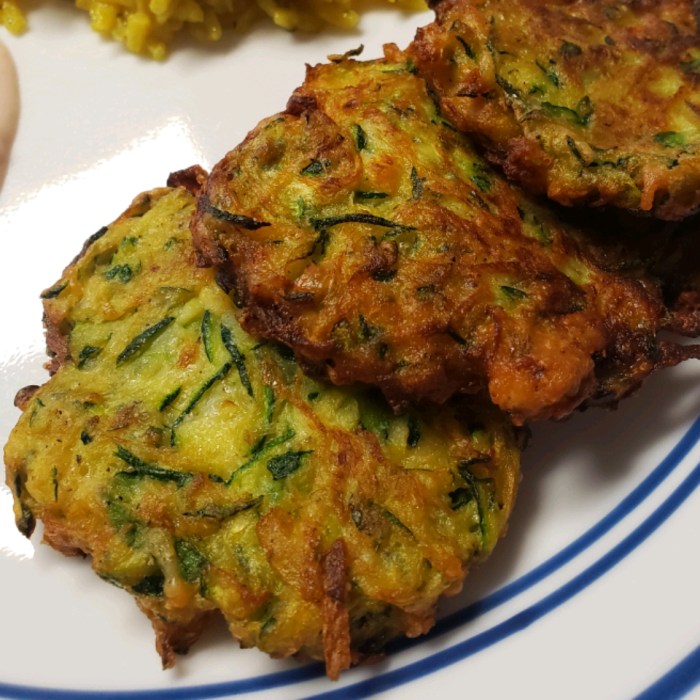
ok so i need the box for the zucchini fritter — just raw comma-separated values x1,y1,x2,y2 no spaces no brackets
4,178,521,679
409,0,700,220
192,48,699,424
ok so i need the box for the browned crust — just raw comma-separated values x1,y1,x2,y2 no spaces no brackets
409,0,700,219
166,165,209,196
137,603,218,669
13,384,39,411
191,54,698,424
321,539,352,680
42,514,90,558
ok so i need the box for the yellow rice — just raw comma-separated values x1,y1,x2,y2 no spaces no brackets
0,0,426,59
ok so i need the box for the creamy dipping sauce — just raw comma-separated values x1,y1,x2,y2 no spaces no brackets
0,40,19,191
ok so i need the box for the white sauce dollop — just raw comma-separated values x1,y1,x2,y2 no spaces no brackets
0,40,19,191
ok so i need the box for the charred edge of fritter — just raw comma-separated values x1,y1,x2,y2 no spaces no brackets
190,196,235,269
589,327,700,408
426,0,457,16
42,513,91,557
166,164,209,196
137,603,219,669
13,384,40,411
43,311,71,375
665,290,700,337
321,538,352,680
286,91,318,117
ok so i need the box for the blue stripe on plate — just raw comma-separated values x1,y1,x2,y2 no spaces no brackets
0,418,698,700
634,645,700,700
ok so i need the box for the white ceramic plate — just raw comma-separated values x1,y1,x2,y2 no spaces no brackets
1,10,699,699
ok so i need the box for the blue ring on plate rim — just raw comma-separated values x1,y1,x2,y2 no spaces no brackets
1,416,699,700
634,644,700,700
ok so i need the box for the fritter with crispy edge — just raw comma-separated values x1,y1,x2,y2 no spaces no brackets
192,47,699,424
4,173,521,679
408,0,700,220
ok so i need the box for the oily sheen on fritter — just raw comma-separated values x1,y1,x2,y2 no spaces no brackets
409,0,700,220
192,47,699,425
4,177,521,679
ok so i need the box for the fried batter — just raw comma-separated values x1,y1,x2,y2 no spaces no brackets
408,0,700,220
192,48,699,424
4,177,521,678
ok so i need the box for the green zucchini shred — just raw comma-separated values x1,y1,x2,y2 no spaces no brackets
654,131,687,148
456,458,494,545
407,415,421,448
159,386,181,412
174,539,208,582
680,58,700,75
28,398,44,427
227,427,296,484
456,35,475,59
263,385,276,425
170,362,234,444
566,136,586,164
500,285,528,301
301,159,329,176
448,486,474,510
495,75,523,100
470,163,492,192
221,324,254,397
353,124,368,151
410,167,425,200
382,507,413,536
358,314,382,341
359,400,390,441
51,466,59,501
540,97,593,127
267,449,313,480
132,573,165,597
200,196,271,230
78,345,103,369
536,59,561,88
201,310,215,362
114,444,192,486
310,213,415,232
116,316,175,366
355,191,389,200
104,263,135,284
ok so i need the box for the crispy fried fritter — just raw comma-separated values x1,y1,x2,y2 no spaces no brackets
192,48,699,424
408,0,700,220
4,178,521,679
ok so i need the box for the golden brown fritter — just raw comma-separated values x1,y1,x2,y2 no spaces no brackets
4,176,521,679
192,48,699,424
408,0,700,220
